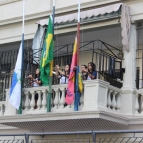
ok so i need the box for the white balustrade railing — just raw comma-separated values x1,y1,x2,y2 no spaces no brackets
3,80,123,115
22,84,79,114
4,80,143,116
82,80,121,112
107,85,121,112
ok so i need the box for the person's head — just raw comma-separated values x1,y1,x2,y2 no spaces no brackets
88,62,96,72
81,65,87,72
65,64,70,73
35,68,40,78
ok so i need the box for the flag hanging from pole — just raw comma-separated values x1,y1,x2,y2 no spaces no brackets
66,36,83,105
10,43,22,109
40,16,53,86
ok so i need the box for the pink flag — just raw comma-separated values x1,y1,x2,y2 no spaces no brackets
66,37,77,105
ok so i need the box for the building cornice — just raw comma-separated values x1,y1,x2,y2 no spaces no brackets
0,0,122,26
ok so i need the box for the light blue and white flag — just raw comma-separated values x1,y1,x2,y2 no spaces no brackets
10,43,22,109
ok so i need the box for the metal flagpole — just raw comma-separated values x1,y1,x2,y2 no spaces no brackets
18,0,25,114
77,0,80,64
47,0,55,112
74,0,80,111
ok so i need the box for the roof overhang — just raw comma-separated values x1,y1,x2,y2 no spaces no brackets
0,111,129,133
37,3,122,27
36,3,130,52
0,111,143,133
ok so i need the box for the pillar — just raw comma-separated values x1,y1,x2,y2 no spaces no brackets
123,24,137,89
121,24,137,115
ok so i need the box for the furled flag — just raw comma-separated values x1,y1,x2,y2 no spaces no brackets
66,36,83,105
10,43,22,109
40,16,53,85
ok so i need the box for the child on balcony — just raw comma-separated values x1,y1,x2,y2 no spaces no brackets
81,65,88,80
87,62,97,80
28,68,41,109
55,64,70,84
55,64,70,107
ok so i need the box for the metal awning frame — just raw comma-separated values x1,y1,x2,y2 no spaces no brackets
51,10,121,29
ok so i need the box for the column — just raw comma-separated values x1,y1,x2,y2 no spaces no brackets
122,24,137,89
121,24,137,115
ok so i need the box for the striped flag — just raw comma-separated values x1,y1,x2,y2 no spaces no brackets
66,37,83,105
10,43,22,109
40,16,53,86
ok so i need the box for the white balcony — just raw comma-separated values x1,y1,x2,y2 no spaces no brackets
2,78,143,117
3,79,122,116
1,79,143,132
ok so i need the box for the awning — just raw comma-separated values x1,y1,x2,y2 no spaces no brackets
37,3,130,51
37,3,123,25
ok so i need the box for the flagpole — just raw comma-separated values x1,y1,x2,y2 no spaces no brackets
47,0,55,112
18,0,25,114
74,0,80,111
77,0,80,65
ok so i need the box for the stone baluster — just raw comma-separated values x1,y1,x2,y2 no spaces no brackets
64,88,72,108
107,90,112,109
135,93,139,114
141,94,143,114
58,90,61,107
71,102,74,108
59,88,65,108
54,89,59,109
30,91,35,110
80,91,84,107
112,92,117,110
51,90,54,108
0,105,3,116
116,93,121,111
24,91,30,111
22,92,25,110
37,91,42,110
42,90,47,110
66,104,71,108
1,105,4,116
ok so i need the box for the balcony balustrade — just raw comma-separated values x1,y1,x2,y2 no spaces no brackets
2,79,121,116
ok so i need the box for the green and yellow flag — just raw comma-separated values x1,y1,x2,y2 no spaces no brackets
40,16,53,85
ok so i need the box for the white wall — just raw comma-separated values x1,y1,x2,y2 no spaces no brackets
0,0,143,44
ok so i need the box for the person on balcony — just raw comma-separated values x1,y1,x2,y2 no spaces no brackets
28,68,41,109
55,64,70,84
55,64,70,107
87,62,97,80
81,65,88,80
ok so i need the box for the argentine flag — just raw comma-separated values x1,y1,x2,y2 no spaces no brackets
10,43,22,109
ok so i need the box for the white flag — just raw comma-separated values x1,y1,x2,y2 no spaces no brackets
9,43,22,109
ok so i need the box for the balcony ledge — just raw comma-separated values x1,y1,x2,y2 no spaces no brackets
1,79,143,132
0,110,129,124
2,110,143,132
0,110,131,132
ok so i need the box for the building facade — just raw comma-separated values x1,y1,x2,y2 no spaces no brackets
0,0,143,142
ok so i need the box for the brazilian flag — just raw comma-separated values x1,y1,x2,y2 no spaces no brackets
40,16,53,85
